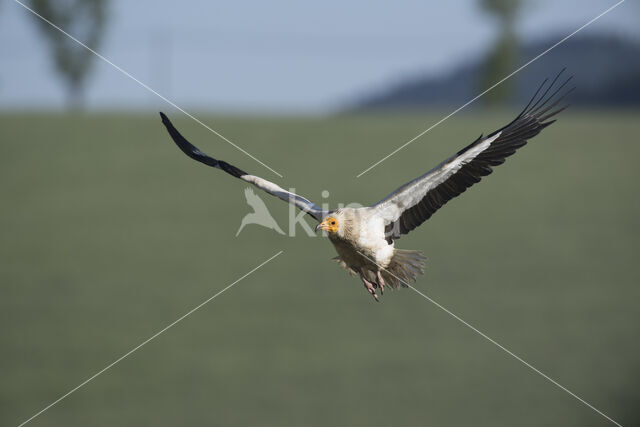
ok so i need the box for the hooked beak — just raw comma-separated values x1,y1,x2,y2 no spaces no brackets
315,220,328,233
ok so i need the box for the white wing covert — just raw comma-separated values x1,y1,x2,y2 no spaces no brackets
160,113,326,222
373,70,573,242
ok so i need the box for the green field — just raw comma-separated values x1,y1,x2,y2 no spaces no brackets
1,110,639,426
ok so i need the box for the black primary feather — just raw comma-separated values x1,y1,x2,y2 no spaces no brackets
159,112,248,178
384,70,574,242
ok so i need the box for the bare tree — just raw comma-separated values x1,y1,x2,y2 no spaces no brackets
29,0,108,110
479,0,522,104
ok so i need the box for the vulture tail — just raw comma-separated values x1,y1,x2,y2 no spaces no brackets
382,249,427,289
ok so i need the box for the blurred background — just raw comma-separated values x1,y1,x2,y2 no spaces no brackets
1,0,639,426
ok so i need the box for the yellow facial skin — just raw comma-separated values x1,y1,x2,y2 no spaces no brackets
316,216,339,234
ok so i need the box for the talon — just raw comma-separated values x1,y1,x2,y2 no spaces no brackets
377,271,385,295
361,276,379,301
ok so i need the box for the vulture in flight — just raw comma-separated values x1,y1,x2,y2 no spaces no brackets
160,70,572,301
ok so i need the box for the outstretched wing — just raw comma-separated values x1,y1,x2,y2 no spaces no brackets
373,69,573,242
160,113,325,222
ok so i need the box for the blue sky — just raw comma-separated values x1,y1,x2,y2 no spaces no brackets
1,0,638,113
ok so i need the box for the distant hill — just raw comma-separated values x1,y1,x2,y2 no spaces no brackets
353,35,640,110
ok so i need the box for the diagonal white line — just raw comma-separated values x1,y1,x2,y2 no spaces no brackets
408,285,623,426
356,0,625,178
17,251,284,427
12,0,283,178
355,250,623,427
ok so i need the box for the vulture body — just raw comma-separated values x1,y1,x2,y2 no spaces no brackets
161,71,572,301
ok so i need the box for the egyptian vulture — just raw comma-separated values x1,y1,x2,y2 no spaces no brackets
160,71,572,301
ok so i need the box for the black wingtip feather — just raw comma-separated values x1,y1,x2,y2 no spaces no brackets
159,112,248,177
159,112,217,167
218,160,248,178
522,69,572,119
382,69,574,242
518,77,548,118
531,78,573,117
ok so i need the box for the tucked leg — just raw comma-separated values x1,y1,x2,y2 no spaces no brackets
376,270,385,295
361,276,379,302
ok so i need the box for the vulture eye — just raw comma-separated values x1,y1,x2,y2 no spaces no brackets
330,220,336,225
